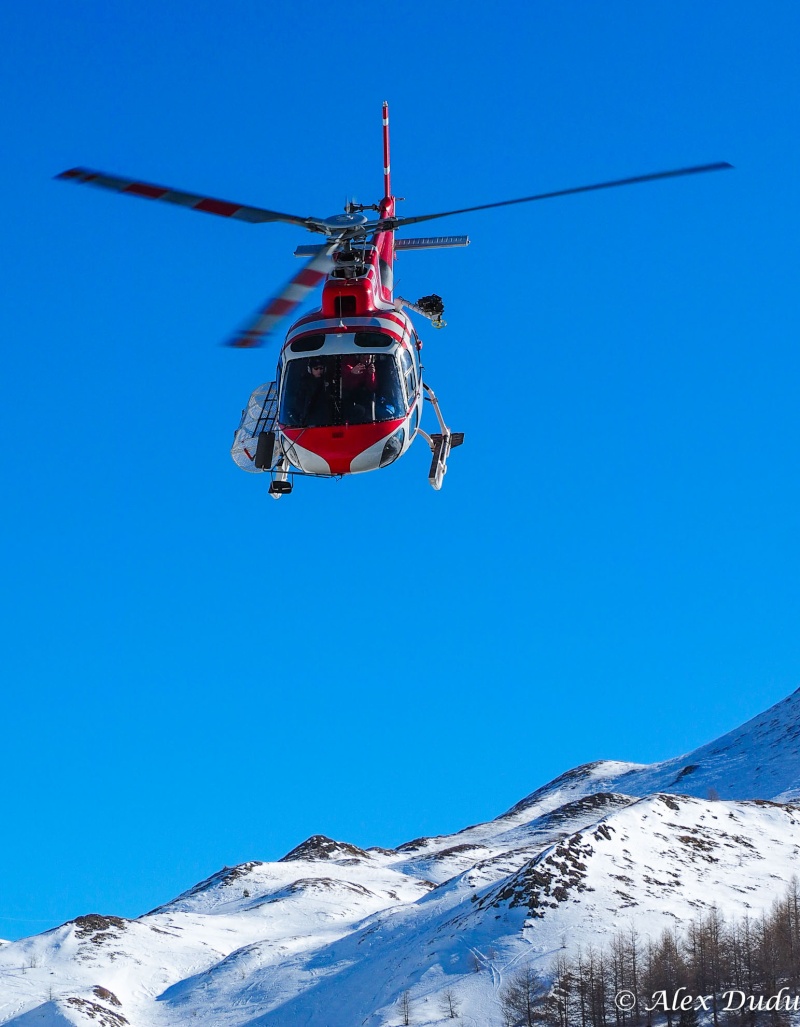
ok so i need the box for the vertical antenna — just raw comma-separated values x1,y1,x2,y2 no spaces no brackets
382,100,391,200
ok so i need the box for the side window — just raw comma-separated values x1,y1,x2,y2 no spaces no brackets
399,347,416,407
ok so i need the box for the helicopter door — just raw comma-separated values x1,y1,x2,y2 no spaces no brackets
373,354,405,421
399,346,416,407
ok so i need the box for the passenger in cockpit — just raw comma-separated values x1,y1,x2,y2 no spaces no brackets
342,355,377,423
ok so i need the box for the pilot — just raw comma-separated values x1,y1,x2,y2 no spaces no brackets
299,358,334,426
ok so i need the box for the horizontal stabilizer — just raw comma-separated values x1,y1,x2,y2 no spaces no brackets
293,235,469,257
396,236,470,250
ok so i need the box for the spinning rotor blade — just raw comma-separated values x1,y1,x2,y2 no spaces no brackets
56,167,328,232
377,162,733,231
225,240,340,348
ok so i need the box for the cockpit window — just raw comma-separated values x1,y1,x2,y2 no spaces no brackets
289,334,325,353
354,331,393,347
399,346,416,403
280,353,406,428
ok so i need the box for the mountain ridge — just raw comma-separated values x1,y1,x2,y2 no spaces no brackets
1,688,798,1027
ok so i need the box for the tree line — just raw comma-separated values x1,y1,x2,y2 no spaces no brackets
498,877,800,1027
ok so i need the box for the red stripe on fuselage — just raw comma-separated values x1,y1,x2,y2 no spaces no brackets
282,419,404,474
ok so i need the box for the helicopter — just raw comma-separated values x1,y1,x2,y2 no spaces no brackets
57,104,731,498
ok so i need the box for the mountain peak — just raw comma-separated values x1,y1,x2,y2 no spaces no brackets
280,834,370,862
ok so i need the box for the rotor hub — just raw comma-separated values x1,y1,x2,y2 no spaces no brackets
323,213,369,229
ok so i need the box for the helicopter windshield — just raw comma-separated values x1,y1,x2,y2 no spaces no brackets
280,353,405,428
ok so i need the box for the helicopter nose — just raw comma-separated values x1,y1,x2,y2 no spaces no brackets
281,420,405,475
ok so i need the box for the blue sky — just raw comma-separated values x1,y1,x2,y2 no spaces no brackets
1,1,799,940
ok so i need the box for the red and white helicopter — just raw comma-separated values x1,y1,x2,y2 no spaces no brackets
57,105,730,497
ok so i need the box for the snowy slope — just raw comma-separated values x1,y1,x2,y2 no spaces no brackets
1,689,798,1027
503,685,800,821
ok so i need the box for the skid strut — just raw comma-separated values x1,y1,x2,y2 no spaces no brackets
268,456,292,499
420,383,464,490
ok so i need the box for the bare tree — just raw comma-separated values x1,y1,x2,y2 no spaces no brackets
499,964,549,1026
705,906,727,1027
787,874,800,982
579,943,610,1027
573,947,591,1027
677,1004,699,1027
399,989,411,1026
549,951,573,1027
627,923,642,1024
400,989,411,1025
440,988,460,1019
652,928,686,1027
772,875,800,988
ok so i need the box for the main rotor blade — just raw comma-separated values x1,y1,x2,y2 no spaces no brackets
56,167,328,232
381,162,733,231
226,240,339,348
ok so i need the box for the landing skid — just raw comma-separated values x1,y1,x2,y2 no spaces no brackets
268,456,292,499
419,383,464,490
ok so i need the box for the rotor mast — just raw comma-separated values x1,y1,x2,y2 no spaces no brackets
382,101,391,199
380,101,394,219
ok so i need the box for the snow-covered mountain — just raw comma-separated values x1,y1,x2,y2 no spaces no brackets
2,689,798,1027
